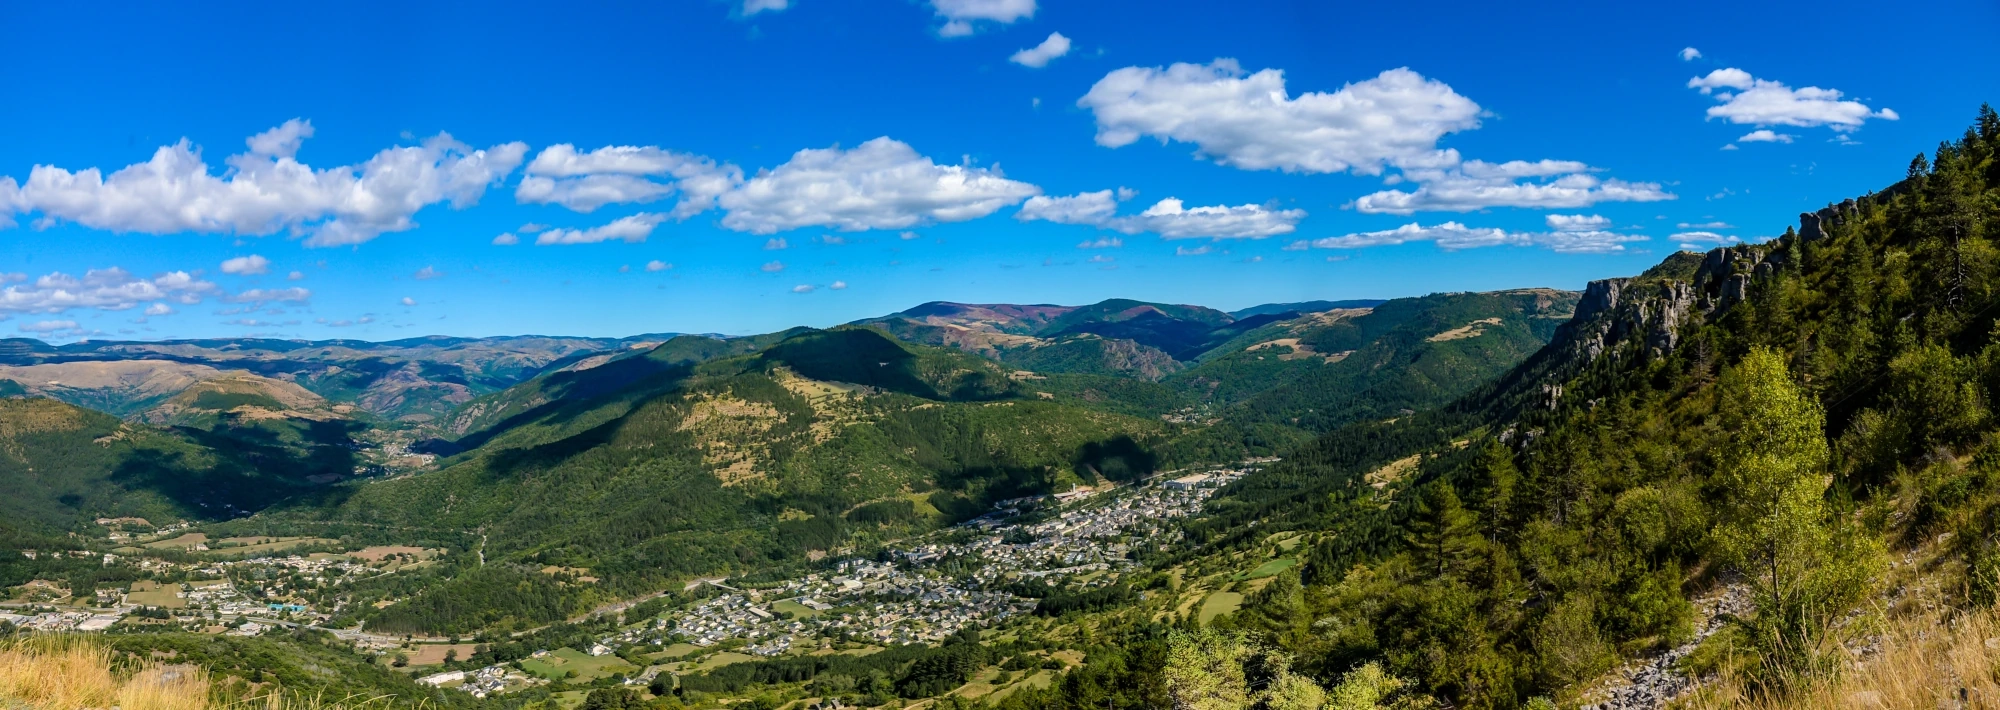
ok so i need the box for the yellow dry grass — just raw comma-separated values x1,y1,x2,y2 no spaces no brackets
1677,606,2000,710
0,636,208,710
0,636,397,710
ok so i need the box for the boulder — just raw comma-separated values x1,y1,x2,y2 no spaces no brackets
1799,211,1825,241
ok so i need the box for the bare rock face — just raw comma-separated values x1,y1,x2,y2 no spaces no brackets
1638,282,1697,356
1720,274,1751,305
1576,278,1628,323
1799,211,1826,241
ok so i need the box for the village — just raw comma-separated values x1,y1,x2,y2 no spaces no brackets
6,463,1260,700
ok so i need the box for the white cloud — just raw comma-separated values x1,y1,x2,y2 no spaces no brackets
764,238,789,250
645,260,672,272
1311,220,1646,254
4,120,526,246
220,254,270,275
1678,221,1733,229
931,0,1035,36
518,222,550,233
742,0,789,15
1088,254,1114,263
1019,191,1304,239
792,284,816,293
1175,245,1213,256
492,232,520,245
17,320,78,334
829,280,847,290
1688,68,1897,131
0,268,220,315
1282,240,1308,251
414,266,443,280
1077,237,1122,249
1737,129,1795,143
286,271,305,281
143,302,174,316
1124,198,1304,239
1672,231,1742,250
1351,161,1674,214
899,231,922,240
717,137,1039,234
535,213,669,245
1544,214,1610,231
1017,190,1120,225
0,177,21,229
400,296,418,306
762,261,785,272
224,287,311,304
1679,47,1702,61
1078,61,1480,175
518,144,744,216
1010,32,1071,68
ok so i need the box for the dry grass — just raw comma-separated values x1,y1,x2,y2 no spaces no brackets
0,636,208,710
0,636,398,710
1677,606,2000,709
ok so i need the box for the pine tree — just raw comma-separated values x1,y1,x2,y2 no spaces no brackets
1404,483,1482,579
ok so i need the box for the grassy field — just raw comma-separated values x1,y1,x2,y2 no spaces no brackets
519,647,636,682
143,533,206,549
648,643,703,661
684,652,756,673
205,537,338,556
125,580,184,609
771,600,822,618
1197,591,1244,624
1267,532,1303,552
1239,557,1298,580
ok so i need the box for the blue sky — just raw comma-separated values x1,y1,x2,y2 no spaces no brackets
2,0,1995,341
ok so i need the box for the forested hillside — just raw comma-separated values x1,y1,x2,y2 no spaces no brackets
1137,105,2000,708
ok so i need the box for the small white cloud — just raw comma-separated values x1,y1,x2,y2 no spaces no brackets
764,238,789,250
518,222,550,233
1281,240,1308,251
1720,144,1740,151
1677,221,1733,229
742,0,789,15
1079,61,1480,175
645,260,671,272
762,260,785,272
1351,160,1674,214
716,137,1039,234
817,234,846,245
414,265,443,280
1010,32,1072,68
931,0,1035,36
144,303,173,316
519,144,744,217
829,280,848,290
286,270,305,281
619,264,631,273
1020,191,1305,239
1076,237,1123,249
0,268,221,316
1671,231,1742,250
792,284,816,293
535,213,669,245
1088,254,1114,263
1737,129,1795,144
1688,68,1896,132
1312,221,1646,254
220,255,271,275
1544,214,1611,231
1679,47,1702,61
400,296,417,306
899,231,921,240
492,232,520,245
1175,245,1213,256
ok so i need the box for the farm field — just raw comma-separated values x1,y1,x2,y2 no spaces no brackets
519,647,636,682
126,580,184,608
1197,591,1244,624
143,533,207,549
405,643,480,666
1240,557,1298,580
